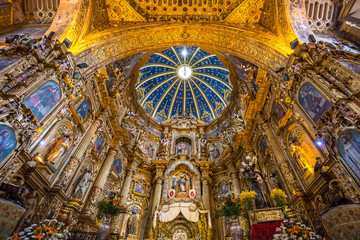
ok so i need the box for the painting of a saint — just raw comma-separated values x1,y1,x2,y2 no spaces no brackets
176,143,191,155
144,105,152,114
0,125,16,165
76,100,90,119
112,159,122,174
273,103,286,122
337,129,360,179
146,142,155,159
23,81,61,121
213,145,221,159
134,182,144,194
94,135,105,155
298,82,332,123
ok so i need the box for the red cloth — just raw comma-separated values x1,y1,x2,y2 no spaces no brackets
250,221,283,240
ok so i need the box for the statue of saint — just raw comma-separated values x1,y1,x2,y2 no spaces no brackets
72,169,93,199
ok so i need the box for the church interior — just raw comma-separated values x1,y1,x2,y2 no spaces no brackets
0,0,360,239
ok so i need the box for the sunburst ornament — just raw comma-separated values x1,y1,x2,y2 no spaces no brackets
136,46,232,123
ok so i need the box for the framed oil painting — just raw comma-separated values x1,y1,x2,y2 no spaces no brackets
23,81,61,121
337,129,360,180
76,100,90,119
0,125,16,165
298,82,332,123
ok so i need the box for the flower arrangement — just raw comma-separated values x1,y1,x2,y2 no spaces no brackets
7,219,69,240
273,220,321,240
270,188,287,207
239,191,256,211
93,191,128,217
215,193,243,218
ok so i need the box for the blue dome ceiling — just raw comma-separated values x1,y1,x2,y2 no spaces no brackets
136,46,232,123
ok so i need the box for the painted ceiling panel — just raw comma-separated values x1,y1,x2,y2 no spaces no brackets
136,46,232,123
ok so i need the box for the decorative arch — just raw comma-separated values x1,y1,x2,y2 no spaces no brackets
165,160,200,176
71,24,289,77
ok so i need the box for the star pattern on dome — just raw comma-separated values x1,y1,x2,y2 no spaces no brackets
136,46,232,123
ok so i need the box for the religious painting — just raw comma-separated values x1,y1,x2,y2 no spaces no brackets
134,181,145,194
337,129,360,180
273,103,286,122
209,141,222,161
0,125,16,165
144,105,152,114
219,183,229,195
112,159,122,174
171,171,193,198
340,61,360,75
40,123,73,166
76,100,90,120
94,135,105,155
145,141,156,159
298,82,332,123
0,57,20,72
156,115,164,122
71,163,93,200
23,81,61,121
258,138,269,159
176,143,191,155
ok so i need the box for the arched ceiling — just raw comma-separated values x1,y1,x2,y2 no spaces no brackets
135,46,232,122
46,0,303,67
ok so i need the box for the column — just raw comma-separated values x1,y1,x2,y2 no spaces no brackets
262,121,301,194
202,178,210,210
227,163,241,195
151,178,163,213
56,118,101,188
82,148,118,217
120,161,137,204
117,161,138,236
93,147,117,189
151,164,165,214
